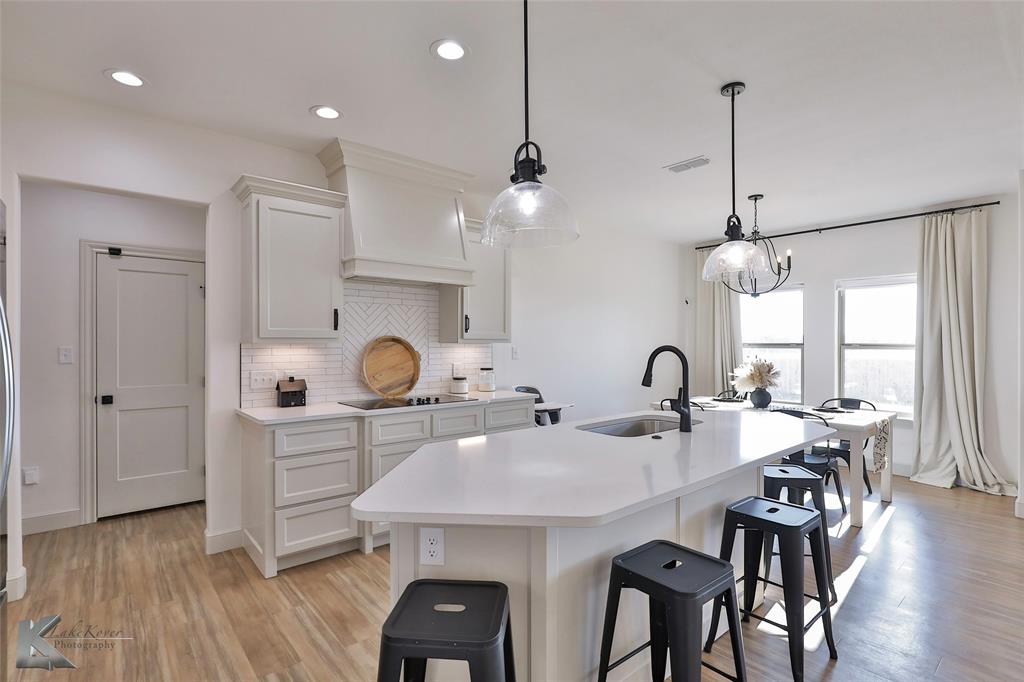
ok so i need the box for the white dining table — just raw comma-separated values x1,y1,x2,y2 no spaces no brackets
653,397,895,527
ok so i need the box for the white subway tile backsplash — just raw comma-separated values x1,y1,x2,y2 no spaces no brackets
239,281,491,407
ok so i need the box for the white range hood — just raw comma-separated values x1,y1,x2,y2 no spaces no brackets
317,138,475,286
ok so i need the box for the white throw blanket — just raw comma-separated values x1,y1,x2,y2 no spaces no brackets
873,418,890,471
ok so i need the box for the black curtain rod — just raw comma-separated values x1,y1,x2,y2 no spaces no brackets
694,200,1001,251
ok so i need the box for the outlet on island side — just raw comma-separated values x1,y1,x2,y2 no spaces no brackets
419,527,445,566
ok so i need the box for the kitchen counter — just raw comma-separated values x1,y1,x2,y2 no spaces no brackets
351,409,834,681
235,389,532,425
352,409,833,527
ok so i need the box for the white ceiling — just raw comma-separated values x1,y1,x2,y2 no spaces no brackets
3,1,1022,242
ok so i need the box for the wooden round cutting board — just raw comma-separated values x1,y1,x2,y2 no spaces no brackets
362,336,421,398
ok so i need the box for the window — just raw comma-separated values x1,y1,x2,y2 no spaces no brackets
739,288,803,403
838,278,916,416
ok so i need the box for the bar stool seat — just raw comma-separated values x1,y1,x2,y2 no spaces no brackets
377,579,515,682
763,464,838,604
705,496,837,682
598,539,746,682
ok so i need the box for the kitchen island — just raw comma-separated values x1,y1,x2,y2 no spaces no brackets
352,409,834,681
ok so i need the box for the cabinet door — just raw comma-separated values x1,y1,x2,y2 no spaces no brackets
370,441,425,535
258,196,343,338
462,220,511,342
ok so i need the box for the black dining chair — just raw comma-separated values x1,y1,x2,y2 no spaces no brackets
775,409,847,514
515,385,562,426
817,397,876,495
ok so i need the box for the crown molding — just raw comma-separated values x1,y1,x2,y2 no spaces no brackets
231,174,347,208
317,138,473,192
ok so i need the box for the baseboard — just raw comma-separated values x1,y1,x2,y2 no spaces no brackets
23,508,83,535
205,527,244,555
6,565,27,601
1015,497,1024,519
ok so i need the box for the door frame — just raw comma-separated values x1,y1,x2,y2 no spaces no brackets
79,240,205,524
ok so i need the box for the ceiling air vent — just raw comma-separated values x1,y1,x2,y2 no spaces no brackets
664,155,710,173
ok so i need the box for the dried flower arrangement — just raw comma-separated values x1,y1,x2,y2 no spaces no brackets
731,358,780,393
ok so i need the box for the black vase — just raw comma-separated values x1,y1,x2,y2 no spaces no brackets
750,387,772,409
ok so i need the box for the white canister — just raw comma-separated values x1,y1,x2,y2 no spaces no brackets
450,376,469,394
478,367,496,392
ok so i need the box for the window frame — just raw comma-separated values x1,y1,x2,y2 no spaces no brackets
836,274,917,417
740,285,805,404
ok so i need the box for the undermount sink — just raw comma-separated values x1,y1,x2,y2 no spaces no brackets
577,415,703,437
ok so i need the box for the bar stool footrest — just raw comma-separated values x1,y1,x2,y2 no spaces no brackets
701,659,741,682
607,640,651,672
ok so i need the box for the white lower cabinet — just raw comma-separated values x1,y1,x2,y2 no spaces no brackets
240,399,536,577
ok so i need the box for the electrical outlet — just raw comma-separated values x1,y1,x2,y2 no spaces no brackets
250,370,279,390
511,345,520,360
419,527,445,566
58,346,74,365
22,467,40,485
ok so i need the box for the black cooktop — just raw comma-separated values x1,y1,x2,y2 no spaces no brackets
339,395,479,410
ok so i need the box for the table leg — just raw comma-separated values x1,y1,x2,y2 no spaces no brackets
881,417,894,503
850,436,865,527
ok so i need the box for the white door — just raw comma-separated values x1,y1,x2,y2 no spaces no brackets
96,253,205,517
258,195,343,339
463,223,511,341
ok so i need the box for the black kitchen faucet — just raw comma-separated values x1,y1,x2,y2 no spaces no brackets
641,345,692,432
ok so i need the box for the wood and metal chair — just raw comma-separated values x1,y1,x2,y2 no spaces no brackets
514,386,561,426
775,409,847,515
817,397,877,494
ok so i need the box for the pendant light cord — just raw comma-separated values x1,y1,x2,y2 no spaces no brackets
730,90,736,217
523,0,530,143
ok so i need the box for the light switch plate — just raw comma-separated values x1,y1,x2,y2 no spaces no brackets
58,346,74,364
22,467,40,485
250,370,279,390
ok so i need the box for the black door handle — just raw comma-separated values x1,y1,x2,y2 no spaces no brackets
464,314,470,334
333,308,339,331
100,395,114,405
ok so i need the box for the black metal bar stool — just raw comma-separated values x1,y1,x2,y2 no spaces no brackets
597,539,746,682
704,497,837,682
762,464,838,604
377,579,515,682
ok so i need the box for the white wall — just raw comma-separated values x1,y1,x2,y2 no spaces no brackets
2,84,327,573
684,193,1019,482
19,183,205,525
461,193,685,418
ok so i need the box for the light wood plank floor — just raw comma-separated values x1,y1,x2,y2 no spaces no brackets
5,475,1023,681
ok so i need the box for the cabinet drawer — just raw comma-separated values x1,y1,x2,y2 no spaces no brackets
369,441,424,537
274,450,358,507
274,420,359,457
369,412,432,446
485,401,534,430
274,495,358,556
432,407,485,439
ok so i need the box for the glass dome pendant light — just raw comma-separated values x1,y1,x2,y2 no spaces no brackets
481,0,579,248
701,82,792,297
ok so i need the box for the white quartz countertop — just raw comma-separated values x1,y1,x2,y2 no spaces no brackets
351,410,835,528
236,390,533,425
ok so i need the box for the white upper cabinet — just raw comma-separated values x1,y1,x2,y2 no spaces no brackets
439,219,512,343
234,175,347,342
317,139,475,286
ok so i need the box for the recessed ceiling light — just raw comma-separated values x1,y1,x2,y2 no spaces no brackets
105,69,144,87
310,105,341,120
430,39,466,61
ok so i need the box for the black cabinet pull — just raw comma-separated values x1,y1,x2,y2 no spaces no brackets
464,314,470,334
333,308,339,331
100,395,114,405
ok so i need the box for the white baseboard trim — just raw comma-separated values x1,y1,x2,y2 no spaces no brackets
6,565,27,601
205,527,244,555
23,508,83,535
1015,498,1024,519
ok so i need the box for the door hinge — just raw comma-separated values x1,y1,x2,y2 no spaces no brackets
107,247,123,256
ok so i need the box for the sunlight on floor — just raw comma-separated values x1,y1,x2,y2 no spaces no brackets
755,502,896,651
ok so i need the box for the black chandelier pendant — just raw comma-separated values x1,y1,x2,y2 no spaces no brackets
727,193,793,298
702,81,794,298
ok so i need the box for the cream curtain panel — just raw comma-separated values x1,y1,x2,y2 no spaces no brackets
694,248,743,395
910,209,1016,495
